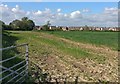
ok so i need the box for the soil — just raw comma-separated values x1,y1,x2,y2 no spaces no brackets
30,32,118,82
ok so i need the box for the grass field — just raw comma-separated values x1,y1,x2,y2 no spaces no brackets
43,31,118,50
8,31,108,63
3,30,118,82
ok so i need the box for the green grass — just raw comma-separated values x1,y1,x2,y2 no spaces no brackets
2,30,119,82
3,30,117,70
43,31,118,50
10,31,90,58
7,31,108,64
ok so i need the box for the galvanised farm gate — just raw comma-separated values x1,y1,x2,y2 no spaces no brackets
0,43,81,84
0,43,28,83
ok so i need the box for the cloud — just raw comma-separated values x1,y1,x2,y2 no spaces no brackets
70,10,81,18
26,11,30,15
57,8,61,12
0,4,15,23
0,4,118,27
33,10,42,16
104,7,118,15
44,8,51,14
11,4,27,20
82,9,90,12
11,5,20,13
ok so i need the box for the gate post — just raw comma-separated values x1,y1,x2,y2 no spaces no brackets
25,44,29,78
75,76,78,84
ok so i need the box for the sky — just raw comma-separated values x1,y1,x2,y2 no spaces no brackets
0,2,118,27
0,0,119,2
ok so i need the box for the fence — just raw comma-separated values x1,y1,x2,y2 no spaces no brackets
0,43,28,84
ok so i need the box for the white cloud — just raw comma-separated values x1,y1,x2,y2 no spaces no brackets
44,8,51,13
105,7,117,11
0,4,118,27
64,14,67,17
12,5,20,13
104,7,118,15
16,5,19,8
11,5,27,19
4,5,8,8
26,11,30,15
82,9,90,12
57,8,61,12
0,4,15,23
33,10,42,16
70,10,81,18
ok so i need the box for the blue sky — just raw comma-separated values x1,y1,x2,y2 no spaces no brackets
0,2,118,27
3,2,117,14
1,0,119,2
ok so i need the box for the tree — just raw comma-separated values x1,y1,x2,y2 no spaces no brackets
21,17,29,30
84,25,89,30
0,20,5,25
27,20,35,30
42,21,51,30
9,17,35,31
0,20,5,30
3,25,12,30
42,25,49,30
21,17,35,30
46,21,51,27
0,20,12,30
21,17,28,21
9,20,21,30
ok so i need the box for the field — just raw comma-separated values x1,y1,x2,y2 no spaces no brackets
3,30,118,82
44,31,118,50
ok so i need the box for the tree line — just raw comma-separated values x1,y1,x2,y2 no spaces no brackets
1,17,35,31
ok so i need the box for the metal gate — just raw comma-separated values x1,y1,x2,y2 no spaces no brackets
0,43,28,84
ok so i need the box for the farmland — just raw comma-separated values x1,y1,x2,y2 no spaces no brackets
43,31,118,50
3,31,118,82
